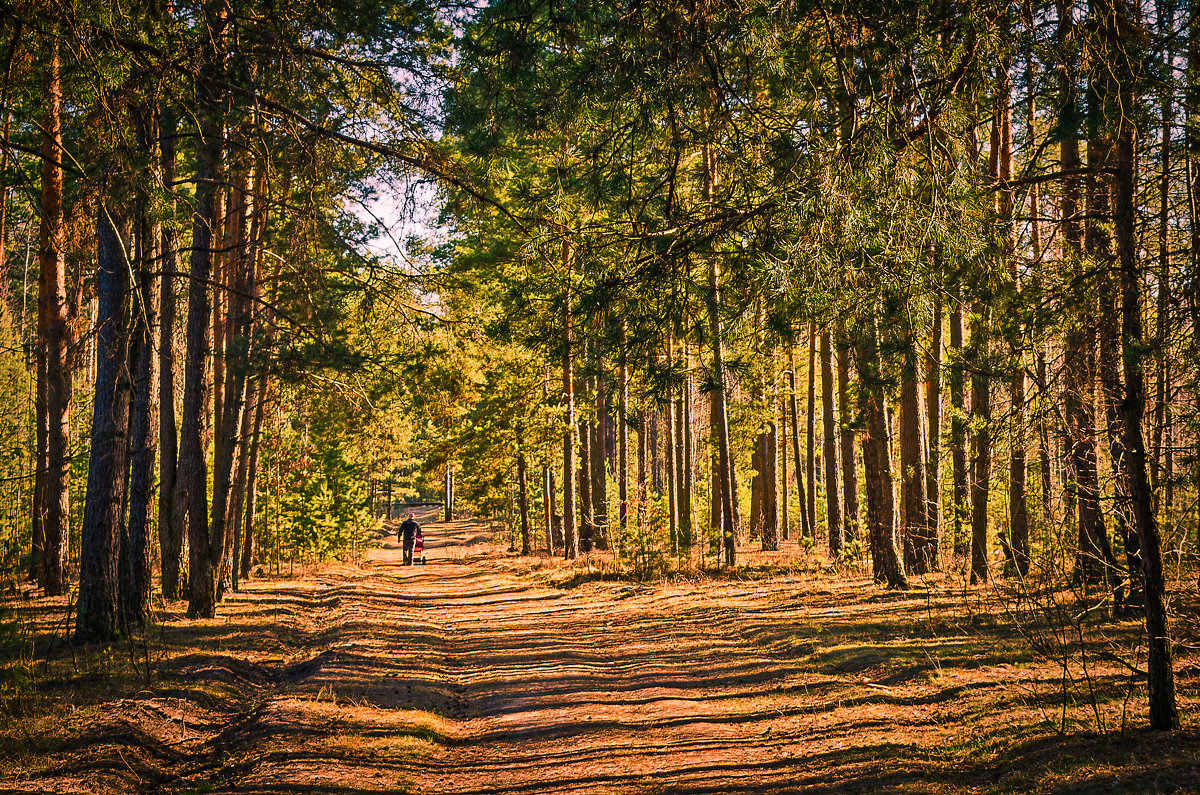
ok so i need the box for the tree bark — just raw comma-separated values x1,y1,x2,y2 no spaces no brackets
968,301,991,585
180,119,221,618
1109,0,1178,730
76,205,133,643
34,35,70,596
806,324,817,539
240,378,267,580
924,300,942,558
518,450,532,555
158,106,184,600
836,327,859,543
562,242,578,559
821,329,842,558
949,294,969,555
123,125,159,623
592,367,609,550
900,331,932,574
619,326,629,540
857,310,907,589
788,348,812,539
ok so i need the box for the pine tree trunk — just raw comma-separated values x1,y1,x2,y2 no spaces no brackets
518,451,532,555
836,327,859,543
924,301,943,565
34,36,69,596
969,301,991,585
158,106,183,600
619,327,629,539
674,346,691,550
591,369,609,550
707,256,738,568
788,349,811,539
1111,0,1177,729
1059,0,1117,587
821,329,842,558
681,350,694,549
806,324,817,539
857,310,907,589
780,393,791,542
180,119,221,618
762,394,779,552
900,333,932,574
123,138,159,624
579,415,593,552
76,205,133,643
949,295,969,555
562,243,578,559
240,378,267,580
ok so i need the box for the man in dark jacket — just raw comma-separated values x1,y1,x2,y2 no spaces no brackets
398,512,420,565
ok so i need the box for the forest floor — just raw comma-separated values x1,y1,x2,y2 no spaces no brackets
2,511,1200,794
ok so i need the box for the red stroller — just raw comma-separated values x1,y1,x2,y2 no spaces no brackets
414,531,426,564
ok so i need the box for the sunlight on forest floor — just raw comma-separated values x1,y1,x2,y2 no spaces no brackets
1,516,1198,793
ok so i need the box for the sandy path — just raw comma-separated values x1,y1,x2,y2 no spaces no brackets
203,515,976,795
10,514,1193,794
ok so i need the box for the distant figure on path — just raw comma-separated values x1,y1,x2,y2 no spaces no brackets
399,512,420,565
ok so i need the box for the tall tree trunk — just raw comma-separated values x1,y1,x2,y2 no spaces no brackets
1058,0,1117,588
681,349,694,549
212,167,254,600
857,310,907,589
562,243,578,559
788,348,811,539
925,300,943,559
821,329,842,558
76,205,133,643
123,122,159,623
949,294,969,555
158,106,183,599
518,450,532,555
579,413,594,552
707,256,738,568
619,326,629,540
836,327,859,543
900,331,932,574
806,324,817,538
34,36,70,596
968,302,992,585
780,392,791,542
1110,0,1178,730
240,377,266,580
180,119,222,618
674,343,691,550
591,367,609,550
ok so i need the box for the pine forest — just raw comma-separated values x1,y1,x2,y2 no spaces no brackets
0,0,1199,791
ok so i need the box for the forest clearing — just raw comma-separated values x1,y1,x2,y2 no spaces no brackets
2,514,1198,794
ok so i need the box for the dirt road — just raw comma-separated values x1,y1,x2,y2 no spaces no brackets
4,515,1197,793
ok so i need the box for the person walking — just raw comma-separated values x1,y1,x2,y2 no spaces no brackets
398,512,420,565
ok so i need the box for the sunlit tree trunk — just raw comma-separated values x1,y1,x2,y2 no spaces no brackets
788,348,811,539
948,293,969,555
34,35,70,596
240,378,267,580
158,106,184,599
805,324,817,539
591,364,609,550
562,241,578,559
900,327,932,574
518,450,531,555
857,309,907,589
925,300,942,561
836,326,859,543
619,326,629,541
821,329,842,559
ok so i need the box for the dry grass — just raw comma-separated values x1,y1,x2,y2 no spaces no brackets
1,515,1198,793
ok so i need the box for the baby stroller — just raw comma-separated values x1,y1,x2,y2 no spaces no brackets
414,531,426,564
